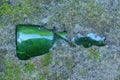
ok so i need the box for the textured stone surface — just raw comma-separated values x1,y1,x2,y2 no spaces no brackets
0,0,120,80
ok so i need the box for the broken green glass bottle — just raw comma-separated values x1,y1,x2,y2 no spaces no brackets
16,24,106,60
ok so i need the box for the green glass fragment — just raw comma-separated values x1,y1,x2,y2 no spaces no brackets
74,33,106,48
16,25,55,60
74,37,106,48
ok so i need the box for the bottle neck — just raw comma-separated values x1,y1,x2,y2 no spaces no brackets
53,32,77,47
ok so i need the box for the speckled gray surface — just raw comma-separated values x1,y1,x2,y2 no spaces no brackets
0,0,120,80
